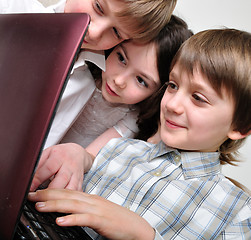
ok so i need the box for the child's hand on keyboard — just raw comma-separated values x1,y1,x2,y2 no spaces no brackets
28,188,155,240
30,143,94,192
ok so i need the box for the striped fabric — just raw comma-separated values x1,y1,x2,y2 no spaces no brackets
83,138,251,240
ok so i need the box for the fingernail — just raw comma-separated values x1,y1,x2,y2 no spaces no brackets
57,217,65,224
36,202,45,208
28,192,36,197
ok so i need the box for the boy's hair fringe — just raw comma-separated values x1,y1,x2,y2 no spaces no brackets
116,0,177,43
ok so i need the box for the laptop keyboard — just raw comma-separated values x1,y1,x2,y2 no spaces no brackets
14,200,93,240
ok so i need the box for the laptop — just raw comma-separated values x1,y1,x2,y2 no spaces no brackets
0,13,95,240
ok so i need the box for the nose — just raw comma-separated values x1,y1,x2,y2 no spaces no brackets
114,75,127,89
88,18,109,41
163,91,184,115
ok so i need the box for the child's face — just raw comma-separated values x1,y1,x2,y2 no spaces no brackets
160,62,236,152
101,41,161,105
64,0,131,50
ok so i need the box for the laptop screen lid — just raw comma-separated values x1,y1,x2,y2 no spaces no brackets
0,13,89,239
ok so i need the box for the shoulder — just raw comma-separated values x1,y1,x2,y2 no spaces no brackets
99,138,152,157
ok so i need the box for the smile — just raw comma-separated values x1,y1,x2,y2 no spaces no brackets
106,83,118,96
165,118,185,129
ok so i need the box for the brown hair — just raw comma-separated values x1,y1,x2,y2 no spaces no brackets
135,15,193,140
115,0,177,43
171,28,251,165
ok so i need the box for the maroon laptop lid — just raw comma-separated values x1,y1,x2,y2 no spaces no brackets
0,13,89,239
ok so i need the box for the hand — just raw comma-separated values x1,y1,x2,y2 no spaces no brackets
30,143,94,192
28,189,155,240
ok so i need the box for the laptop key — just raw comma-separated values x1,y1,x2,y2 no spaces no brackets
37,230,52,240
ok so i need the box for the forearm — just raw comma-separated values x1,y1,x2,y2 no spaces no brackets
86,127,121,157
81,147,95,173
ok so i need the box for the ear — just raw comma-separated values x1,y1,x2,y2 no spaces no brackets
228,129,251,140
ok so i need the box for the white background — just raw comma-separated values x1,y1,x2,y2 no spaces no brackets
39,0,251,191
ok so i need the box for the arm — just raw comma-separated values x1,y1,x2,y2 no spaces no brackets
30,127,121,191
86,127,121,157
28,188,155,240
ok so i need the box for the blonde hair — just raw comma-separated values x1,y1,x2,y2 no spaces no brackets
171,29,251,165
115,0,177,43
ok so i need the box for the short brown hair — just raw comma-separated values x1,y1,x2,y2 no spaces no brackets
115,0,177,43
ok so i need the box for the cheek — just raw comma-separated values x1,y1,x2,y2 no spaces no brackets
99,38,122,50
160,92,170,110
129,90,153,104
64,2,88,13
104,61,117,76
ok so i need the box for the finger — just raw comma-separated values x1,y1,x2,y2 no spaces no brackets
31,156,64,191
30,166,58,191
28,188,89,202
47,167,72,189
56,213,93,227
65,170,84,191
36,147,51,168
34,198,93,216
55,211,128,239
30,150,53,191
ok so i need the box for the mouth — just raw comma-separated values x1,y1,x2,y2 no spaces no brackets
83,33,91,44
105,83,118,96
83,35,90,44
165,118,185,129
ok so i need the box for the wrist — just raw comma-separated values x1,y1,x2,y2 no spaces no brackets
83,148,95,172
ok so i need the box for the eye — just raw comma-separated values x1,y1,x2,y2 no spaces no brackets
136,76,148,88
113,27,122,40
116,52,126,65
192,93,208,103
94,0,104,14
167,82,178,91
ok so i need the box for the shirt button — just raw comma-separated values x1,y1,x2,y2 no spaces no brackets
174,155,181,162
153,172,161,177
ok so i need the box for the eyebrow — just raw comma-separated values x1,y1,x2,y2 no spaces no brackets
169,71,176,79
116,26,131,40
141,72,158,87
120,44,129,60
120,43,158,86
101,0,130,40
119,30,131,41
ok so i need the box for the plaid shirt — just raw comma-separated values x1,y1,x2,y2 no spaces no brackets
83,138,251,240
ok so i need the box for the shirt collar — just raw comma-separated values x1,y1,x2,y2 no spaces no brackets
71,50,105,72
81,50,106,71
180,151,221,179
149,141,221,179
147,141,180,164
